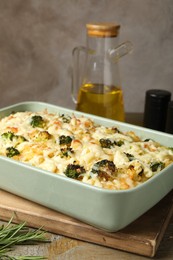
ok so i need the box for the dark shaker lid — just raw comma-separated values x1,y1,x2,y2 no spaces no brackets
165,100,173,134
144,89,171,131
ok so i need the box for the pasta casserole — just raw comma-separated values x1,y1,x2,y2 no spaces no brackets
0,110,172,190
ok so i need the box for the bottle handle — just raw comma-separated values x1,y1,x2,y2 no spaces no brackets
108,41,133,62
71,46,87,104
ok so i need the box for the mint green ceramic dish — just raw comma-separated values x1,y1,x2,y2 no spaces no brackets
0,101,173,232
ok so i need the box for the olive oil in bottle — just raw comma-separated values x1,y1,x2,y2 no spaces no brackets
72,23,130,122
76,83,125,121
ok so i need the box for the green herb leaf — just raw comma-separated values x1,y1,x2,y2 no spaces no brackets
0,217,49,259
150,161,165,172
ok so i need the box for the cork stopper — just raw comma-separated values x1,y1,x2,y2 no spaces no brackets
86,23,120,37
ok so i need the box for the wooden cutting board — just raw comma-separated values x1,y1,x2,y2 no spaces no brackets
0,189,173,257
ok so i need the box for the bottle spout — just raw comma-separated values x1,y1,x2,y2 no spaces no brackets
108,41,133,62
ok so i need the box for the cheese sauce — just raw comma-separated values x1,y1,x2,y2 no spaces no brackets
0,110,172,190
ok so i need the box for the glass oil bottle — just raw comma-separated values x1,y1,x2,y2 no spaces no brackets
72,23,132,121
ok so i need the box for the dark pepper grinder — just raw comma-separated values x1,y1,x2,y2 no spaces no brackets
144,89,171,131
165,101,173,134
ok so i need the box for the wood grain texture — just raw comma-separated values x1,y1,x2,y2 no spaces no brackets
0,189,172,257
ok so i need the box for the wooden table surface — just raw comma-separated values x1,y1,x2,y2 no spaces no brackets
1,113,173,259
0,216,173,260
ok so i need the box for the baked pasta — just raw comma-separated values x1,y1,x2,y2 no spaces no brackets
0,110,172,190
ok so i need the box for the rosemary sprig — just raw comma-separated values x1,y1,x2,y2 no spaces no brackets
0,217,49,260
0,256,47,260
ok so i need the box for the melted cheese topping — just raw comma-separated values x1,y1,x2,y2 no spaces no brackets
0,110,172,190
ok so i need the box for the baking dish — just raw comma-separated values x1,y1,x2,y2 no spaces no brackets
0,101,172,232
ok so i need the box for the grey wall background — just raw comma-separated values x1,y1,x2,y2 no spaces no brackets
0,0,173,113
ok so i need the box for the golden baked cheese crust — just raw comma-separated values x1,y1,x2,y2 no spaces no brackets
0,110,172,190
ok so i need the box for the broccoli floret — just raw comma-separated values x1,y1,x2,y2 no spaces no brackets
64,164,85,179
35,131,52,142
14,135,28,144
1,131,15,141
144,138,153,142
99,138,113,148
59,135,72,146
114,140,124,147
124,153,135,161
60,114,71,123
6,147,20,158
150,162,165,172
30,115,46,128
1,132,27,144
60,147,74,158
91,159,116,180
111,127,121,133
99,138,124,148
